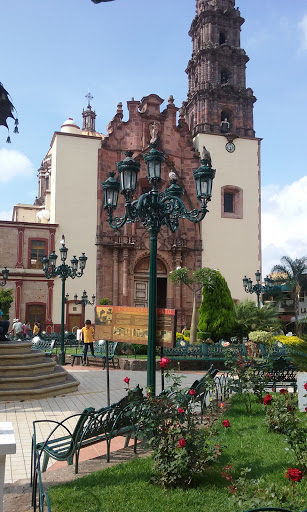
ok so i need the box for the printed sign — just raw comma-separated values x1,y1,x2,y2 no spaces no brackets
297,372,307,412
95,306,176,348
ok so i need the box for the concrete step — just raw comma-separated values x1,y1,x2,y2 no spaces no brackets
0,365,68,390
0,359,56,377
0,351,44,366
0,373,80,401
0,341,33,355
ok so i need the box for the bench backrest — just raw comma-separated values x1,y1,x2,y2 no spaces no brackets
203,343,246,358
93,341,118,357
31,339,55,354
80,386,144,441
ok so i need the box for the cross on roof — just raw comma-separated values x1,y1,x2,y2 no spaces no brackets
85,91,93,107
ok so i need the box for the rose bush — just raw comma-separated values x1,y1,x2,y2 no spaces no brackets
139,359,221,488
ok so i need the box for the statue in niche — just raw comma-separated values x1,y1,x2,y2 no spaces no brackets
149,121,159,143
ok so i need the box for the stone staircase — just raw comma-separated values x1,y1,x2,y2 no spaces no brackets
0,341,79,401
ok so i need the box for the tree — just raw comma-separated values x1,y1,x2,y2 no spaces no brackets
0,82,18,142
232,299,281,339
0,288,14,320
271,256,307,336
198,269,235,342
168,267,216,344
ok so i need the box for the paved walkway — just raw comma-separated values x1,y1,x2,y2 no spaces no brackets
0,365,200,484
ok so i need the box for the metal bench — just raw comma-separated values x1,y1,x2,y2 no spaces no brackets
252,357,297,392
86,340,118,369
31,338,55,356
31,385,144,486
163,342,247,364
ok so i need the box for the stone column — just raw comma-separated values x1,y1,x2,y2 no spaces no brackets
113,249,119,306
122,249,129,306
0,423,16,512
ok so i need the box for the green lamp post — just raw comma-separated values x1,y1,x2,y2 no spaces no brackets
74,290,96,322
102,144,215,395
0,267,9,287
242,271,279,308
42,235,87,365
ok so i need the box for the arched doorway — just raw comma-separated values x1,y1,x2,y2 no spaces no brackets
134,257,167,308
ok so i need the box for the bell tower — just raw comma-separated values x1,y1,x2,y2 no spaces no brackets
184,0,261,303
184,0,256,138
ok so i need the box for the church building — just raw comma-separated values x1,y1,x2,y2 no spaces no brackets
2,0,261,331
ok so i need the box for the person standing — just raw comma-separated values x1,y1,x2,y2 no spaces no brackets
25,320,32,338
0,306,10,341
33,321,40,336
79,319,95,366
12,319,23,339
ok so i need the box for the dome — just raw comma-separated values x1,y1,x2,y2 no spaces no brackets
60,118,81,134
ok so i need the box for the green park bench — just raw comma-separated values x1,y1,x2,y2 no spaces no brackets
163,341,247,365
259,342,293,360
252,357,298,392
31,338,55,356
31,385,144,494
85,340,119,369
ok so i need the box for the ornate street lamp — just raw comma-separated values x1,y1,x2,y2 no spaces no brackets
102,144,216,395
0,267,9,287
42,235,87,365
242,270,276,308
66,290,96,322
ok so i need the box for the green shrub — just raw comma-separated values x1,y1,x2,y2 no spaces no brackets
99,297,110,305
197,331,212,342
248,330,273,344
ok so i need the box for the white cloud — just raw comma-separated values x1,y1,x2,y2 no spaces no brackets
262,176,307,275
0,149,34,183
298,14,307,50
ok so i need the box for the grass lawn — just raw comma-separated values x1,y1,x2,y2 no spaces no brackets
48,394,307,512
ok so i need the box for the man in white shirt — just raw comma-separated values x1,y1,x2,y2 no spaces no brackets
12,319,23,339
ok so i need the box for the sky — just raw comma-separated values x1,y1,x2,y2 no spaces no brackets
1,0,307,277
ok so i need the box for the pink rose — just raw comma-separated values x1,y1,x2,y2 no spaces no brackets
189,389,196,396
177,407,185,414
123,377,130,384
159,357,171,368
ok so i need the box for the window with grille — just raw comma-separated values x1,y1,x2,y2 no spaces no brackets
30,240,47,269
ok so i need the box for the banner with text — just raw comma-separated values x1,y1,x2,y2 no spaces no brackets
95,306,176,348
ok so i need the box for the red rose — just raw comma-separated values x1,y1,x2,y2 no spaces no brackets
222,419,231,428
123,377,130,384
285,468,303,482
219,402,224,408
178,407,185,414
280,388,288,395
189,389,196,396
304,382,307,390
159,357,171,368
305,407,307,413
178,438,186,448
263,394,272,405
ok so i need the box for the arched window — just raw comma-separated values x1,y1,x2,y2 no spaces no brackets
221,186,243,219
219,32,226,45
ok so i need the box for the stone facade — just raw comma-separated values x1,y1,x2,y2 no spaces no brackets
97,94,204,329
0,220,57,331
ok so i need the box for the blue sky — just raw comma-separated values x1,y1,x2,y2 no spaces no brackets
1,0,307,276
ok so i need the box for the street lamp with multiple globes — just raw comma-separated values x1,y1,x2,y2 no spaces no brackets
102,143,216,395
42,236,87,365
73,290,96,322
242,270,278,308
0,267,9,287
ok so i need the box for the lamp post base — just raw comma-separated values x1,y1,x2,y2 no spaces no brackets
58,351,66,366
